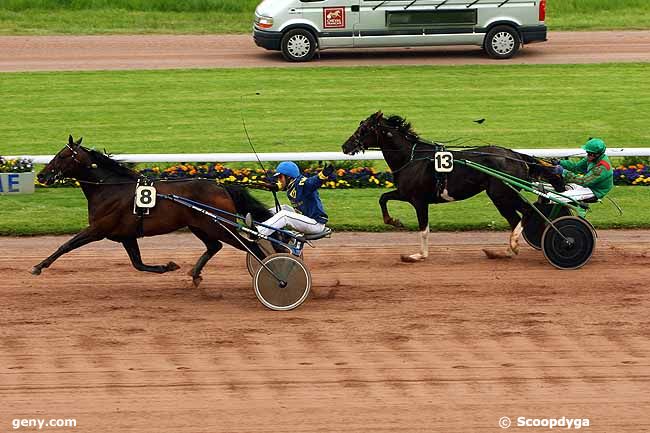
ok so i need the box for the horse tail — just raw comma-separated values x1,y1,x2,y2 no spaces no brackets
223,185,273,221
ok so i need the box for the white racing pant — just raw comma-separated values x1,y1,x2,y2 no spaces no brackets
257,205,325,236
551,184,596,203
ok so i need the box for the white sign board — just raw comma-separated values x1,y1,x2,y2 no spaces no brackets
0,172,35,195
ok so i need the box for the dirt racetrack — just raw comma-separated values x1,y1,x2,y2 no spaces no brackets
1,231,649,432
1,31,650,72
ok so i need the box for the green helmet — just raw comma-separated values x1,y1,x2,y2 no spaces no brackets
582,138,606,156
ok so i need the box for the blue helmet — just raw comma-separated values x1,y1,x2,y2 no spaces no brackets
274,161,300,178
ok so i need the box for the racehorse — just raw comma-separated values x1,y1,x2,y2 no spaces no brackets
342,112,565,262
33,135,272,287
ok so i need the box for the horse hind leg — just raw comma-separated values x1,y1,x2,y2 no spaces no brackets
121,238,180,274
188,227,223,288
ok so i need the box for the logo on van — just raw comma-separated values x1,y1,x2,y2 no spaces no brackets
323,7,345,29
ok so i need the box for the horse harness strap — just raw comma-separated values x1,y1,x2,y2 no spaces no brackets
133,177,155,237
391,141,449,201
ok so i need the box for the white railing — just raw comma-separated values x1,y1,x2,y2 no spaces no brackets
6,148,650,164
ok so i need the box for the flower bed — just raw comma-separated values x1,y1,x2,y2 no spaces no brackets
34,161,649,189
614,164,650,186
139,163,395,189
0,156,33,173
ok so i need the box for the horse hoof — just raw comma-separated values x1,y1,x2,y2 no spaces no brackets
400,254,424,263
30,267,42,276
167,262,181,271
482,249,512,260
192,276,203,288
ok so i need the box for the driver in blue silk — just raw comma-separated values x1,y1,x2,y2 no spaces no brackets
253,161,334,237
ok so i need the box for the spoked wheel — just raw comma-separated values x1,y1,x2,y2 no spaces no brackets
542,216,596,270
254,253,312,311
246,240,303,277
522,203,571,250
246,239,275,277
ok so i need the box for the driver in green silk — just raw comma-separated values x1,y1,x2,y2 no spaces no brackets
553,138,614,202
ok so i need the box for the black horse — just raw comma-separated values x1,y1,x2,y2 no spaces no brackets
33,135,271,286
342,112,565,262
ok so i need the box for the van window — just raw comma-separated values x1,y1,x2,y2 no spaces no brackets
386,10,477,28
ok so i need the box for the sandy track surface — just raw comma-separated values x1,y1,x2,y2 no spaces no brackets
1,231,649,432
1,31,650,72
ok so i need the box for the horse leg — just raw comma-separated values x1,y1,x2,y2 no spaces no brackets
401,200,430,263
121,238,180,273
187,227,223,288
31,227,104,275
483,186,524,259
380,190,406,227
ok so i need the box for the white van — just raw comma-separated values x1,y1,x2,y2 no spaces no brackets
254,0,547,61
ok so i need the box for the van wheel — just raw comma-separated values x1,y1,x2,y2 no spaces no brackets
484,26,521,59
281,29,317,62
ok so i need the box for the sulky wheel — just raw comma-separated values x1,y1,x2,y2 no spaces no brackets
522,203,571,250
246,240,303,277
246,239,275,277
254,253,312,311
541,216,596,270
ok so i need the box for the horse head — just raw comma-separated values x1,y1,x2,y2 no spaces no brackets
37,135,97,185
342,111,384,155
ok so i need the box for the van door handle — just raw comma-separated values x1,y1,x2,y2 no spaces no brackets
351,5,360,12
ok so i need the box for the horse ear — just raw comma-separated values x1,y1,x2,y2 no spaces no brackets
375,111,383,120
75,137,83,146
68,135,74,145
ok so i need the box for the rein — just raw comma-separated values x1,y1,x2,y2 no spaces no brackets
351,121,559,171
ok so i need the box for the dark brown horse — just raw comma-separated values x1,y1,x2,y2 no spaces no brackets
33,135,271,286
342,112,565,262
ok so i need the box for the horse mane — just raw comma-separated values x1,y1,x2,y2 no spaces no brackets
85,147,140,180
384,115,419,139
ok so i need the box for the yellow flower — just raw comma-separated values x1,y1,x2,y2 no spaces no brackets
385,181,394,188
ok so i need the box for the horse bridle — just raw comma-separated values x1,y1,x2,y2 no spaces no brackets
347,120,381,153
350,119,427,154
65,143,83,164
47,144,98,183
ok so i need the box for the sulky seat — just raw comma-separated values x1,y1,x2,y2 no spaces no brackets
303,227,332,241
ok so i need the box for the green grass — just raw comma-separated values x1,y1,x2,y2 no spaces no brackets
549,0,650,31
0,0,649,34
1,186,647,236
0,10,251,35
2,64,650,157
